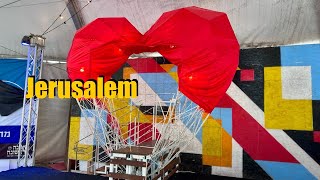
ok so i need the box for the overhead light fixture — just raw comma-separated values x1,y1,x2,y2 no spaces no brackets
21,35,31,46
21,34,46,47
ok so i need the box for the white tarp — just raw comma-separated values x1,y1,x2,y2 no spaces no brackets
78,0,320,48
0,0,76,60
1,0,319,59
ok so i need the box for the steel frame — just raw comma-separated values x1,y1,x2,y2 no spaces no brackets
17,44,44,167
73,92,209,178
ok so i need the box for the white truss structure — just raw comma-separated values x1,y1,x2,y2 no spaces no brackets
17,44,45,167
75,91,209,178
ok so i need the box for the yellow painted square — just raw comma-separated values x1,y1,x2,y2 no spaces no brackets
68,117,93,160
264,67,313,130
202,116,232,167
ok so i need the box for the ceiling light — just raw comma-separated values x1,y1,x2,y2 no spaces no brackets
21,34,45,47
21,35,31,46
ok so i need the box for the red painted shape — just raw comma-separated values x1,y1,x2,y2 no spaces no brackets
314,131,320,143
128,123,161,144
240,69,255,81
127,58,166,73
216,94,298,163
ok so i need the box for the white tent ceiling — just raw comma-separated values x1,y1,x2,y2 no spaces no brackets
0,0,319,61
0,0,76,60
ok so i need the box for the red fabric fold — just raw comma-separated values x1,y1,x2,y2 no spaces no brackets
67,6,239,113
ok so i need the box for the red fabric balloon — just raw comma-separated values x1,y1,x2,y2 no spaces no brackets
67,6,239,113
67,18,143,81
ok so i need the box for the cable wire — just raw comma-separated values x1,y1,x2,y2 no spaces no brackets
0,44,24,56
2,1,64,9
43,0,92,35
0,0,22,8
42,0,71,35
46,63,68,72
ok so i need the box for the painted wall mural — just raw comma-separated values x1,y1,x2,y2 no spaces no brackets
68,44,320,179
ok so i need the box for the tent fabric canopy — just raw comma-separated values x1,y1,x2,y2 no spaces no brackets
67,6,239,113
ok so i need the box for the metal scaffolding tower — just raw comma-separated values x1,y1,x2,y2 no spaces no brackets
17,35,45,167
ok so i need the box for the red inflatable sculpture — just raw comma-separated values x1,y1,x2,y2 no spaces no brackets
67,6,239,113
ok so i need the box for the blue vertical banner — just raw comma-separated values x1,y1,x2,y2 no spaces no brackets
0,59,27,89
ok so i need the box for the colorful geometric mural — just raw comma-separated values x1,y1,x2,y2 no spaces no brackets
68,44,320,179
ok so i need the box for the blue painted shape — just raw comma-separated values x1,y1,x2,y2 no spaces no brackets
170,66,177,72
281,44,320,99
139,73,178,104
211,108,232,135
211,108,221,119
177,94,203,143
140,73,204,142
256,160,316,180
81,109,108,145
127,138,134,145
0,59,27,89
81,109,94,118
221,108,232,135
195,127,202,143
93,110,107,146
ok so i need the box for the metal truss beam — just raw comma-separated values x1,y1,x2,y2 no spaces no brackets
17,45,44,167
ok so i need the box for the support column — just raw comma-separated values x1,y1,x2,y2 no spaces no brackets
17,35,45,167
